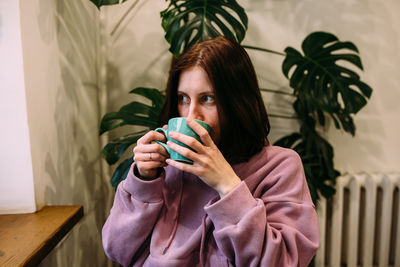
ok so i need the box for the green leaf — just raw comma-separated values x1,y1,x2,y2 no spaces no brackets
101,130,147,165
160,0,248,55
89,0,127,9
99,87,165,135
274,133,302,148
129,87,165,109
110,157,134,190
99,105,156,135
100,88,165,189
282,47,303,78
282,31,373,135
274,127,339,203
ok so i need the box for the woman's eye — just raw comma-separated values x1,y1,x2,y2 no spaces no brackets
178,94,189,104
202,95,215,103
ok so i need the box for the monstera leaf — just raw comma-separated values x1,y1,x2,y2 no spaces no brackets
100,87,165,135
90,0,127,9
274,123,338,203
101,130,147,165
282,31,372,135
100,87,165,189
110,157,134,190
161,0,248,55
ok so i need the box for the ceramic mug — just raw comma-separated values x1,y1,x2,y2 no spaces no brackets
155,117,211,164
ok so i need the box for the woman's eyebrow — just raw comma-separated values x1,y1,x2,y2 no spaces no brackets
199,91,214,95
177,90,214,95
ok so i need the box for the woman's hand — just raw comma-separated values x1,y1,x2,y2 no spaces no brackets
133,127,169,179
166,118,241,198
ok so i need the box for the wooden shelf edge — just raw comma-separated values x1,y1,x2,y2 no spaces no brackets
24,205,84,267
0,205,84,267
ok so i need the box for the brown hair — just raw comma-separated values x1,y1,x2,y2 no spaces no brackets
159,36,270,164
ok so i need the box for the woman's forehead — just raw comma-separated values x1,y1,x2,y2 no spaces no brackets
177,67,213,93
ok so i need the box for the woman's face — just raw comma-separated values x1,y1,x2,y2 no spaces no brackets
177,66,221,144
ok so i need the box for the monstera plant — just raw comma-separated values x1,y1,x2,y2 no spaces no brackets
161,0,247,55
91,0,372,203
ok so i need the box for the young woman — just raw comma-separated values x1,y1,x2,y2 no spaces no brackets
102,36,319,267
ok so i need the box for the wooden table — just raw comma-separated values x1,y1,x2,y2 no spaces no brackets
0,205,83,267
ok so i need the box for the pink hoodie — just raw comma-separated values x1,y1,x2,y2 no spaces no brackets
102,145,319,266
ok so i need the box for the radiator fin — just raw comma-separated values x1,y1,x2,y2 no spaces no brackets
315,173,400,267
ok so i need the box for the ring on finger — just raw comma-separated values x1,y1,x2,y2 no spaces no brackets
149,153,152,160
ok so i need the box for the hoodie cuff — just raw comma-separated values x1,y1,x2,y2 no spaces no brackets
204,181,258,229
121,163,164,203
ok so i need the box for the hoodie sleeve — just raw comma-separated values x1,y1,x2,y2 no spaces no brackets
204,149,319,267
102,164,165,267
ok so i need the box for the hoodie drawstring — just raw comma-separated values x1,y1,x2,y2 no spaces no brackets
199,213,208,267
161,172,215,267
163,172,184,255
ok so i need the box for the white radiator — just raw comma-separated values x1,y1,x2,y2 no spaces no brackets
315,173,400,267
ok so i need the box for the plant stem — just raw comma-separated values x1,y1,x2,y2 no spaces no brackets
202,0,208,39
268,113,298,119
260,88,293,96
243,45,285,56
111,0,140,36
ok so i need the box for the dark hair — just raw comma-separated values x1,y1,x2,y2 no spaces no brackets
159,36,270,164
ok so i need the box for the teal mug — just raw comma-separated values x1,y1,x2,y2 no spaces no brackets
155,117,211,164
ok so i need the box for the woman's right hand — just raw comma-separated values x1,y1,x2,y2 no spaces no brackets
133,127,169,179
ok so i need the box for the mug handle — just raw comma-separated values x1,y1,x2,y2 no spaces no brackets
154,128,170,154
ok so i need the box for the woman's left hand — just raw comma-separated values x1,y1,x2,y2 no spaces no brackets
166,118,241,198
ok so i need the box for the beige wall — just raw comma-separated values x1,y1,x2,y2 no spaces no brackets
242,0,400,174
105,0,400,175
19,0,113,265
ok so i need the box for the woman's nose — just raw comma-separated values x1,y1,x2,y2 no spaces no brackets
186,104,203,121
